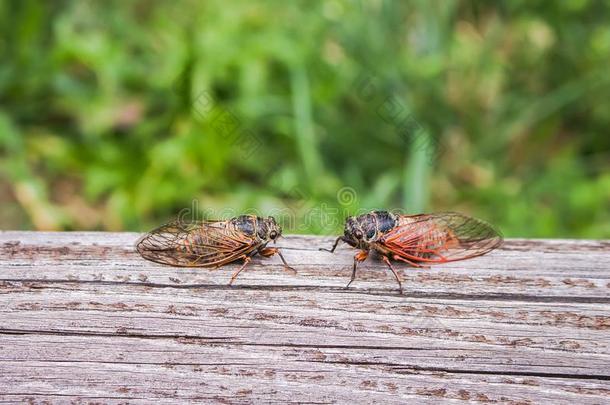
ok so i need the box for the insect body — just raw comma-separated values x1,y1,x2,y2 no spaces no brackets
136,215,295,284
322,211,502,293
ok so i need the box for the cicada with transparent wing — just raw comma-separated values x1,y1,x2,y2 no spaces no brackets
322,211,502,293
136,215,295,284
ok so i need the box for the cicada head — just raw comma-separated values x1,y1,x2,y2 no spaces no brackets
258,216,282,243
343,211,397,249
343,215,369,249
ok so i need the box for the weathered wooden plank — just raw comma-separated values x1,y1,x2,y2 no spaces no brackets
1,231,609,403
1,335,609,404
1,284,609,375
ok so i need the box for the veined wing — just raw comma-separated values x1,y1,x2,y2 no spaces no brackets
136,220,259,267
378,212,502,263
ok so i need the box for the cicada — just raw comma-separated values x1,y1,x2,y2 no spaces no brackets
322,211,502,293
136,215,295,284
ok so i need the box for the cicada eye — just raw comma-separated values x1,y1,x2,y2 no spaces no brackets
354,230,363,240
269,230,278,240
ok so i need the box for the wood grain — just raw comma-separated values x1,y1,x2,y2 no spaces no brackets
1,231,609,403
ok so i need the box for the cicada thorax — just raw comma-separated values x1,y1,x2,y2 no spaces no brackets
231,215,271,242
371,211,399,237
230,215,255,236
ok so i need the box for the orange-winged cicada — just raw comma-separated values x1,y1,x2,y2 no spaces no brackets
136,215,295,284
322,211,502,293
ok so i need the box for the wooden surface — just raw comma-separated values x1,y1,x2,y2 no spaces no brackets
1,231,609,404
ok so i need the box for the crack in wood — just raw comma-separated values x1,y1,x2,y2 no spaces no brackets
306,360,610,381
3,278,610,303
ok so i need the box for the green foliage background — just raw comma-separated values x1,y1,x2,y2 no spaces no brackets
1,0,609,237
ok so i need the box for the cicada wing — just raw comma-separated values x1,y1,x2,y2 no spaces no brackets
379,212,502,264
136,220,258,267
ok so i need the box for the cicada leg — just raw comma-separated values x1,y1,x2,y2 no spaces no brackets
346,250,369,289
229,255,251,285
320,236,345,253
392,255,430,269
259,247,297,274
382,256,404,294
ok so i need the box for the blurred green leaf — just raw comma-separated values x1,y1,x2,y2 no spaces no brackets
0,0,608,237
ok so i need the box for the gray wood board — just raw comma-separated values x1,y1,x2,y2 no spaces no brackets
1,231,609,403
